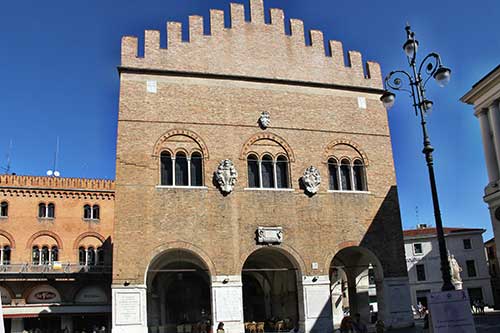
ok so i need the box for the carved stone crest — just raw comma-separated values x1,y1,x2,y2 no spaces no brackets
215,160,238,194
302,166,321,194
259,111,271,129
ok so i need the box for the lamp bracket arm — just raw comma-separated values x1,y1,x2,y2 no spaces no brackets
418,52,442,88
384,70,414,95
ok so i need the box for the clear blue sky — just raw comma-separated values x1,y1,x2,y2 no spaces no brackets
1,0,499,238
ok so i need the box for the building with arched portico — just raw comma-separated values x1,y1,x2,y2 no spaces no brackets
0,175,114,332
112,0,414,332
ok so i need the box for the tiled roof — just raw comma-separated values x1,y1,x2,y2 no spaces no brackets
403,227,485,238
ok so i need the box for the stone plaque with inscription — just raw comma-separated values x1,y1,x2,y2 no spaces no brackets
115,292,142,325
215,287,243,322
257,227,283,244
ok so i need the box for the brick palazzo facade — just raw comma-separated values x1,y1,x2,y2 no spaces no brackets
0,175,114,332
112,1,413,332
0,1,415,332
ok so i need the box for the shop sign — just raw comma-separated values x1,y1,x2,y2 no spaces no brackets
27,285,61,304
75,286,108,304
34,291,57,301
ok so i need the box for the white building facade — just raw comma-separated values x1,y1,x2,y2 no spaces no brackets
404,226,494,308
462,65,500,269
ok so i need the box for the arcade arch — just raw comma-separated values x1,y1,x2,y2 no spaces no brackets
241,247,302,332
330,246,384,328
146,249,212,333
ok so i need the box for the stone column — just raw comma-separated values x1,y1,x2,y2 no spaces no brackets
187,157,192,186
348,270,370,324
302,275,334,333
478,108,500,183
112,284,148,333
211,275,244,333
330,269,347,329
489,101,500,176
330,279,344,328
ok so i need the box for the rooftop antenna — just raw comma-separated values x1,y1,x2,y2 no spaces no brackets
46,137,61,177
1,140,13,174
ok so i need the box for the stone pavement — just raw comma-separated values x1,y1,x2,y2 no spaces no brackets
382,312,500,332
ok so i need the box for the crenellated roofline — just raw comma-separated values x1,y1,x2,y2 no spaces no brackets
0,175,115,192
120,0,383,90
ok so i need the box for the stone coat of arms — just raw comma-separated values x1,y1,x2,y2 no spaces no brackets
215,159,238,194
302,166,321,194
259,111,271,129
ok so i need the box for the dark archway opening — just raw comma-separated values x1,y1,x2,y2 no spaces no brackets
147,250,212,333
242,248,300,332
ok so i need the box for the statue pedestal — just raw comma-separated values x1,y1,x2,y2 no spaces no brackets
453,281,463,290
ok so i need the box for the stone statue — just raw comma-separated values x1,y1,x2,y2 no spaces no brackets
259,111,271,129
302,166,321,194
215,159,238,194
449,254,463,284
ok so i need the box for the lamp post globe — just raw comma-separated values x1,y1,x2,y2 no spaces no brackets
434,66,452,87
380,91,396,109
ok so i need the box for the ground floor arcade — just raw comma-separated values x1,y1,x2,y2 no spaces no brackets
112,246,413,333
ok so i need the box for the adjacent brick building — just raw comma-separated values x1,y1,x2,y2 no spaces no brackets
0,175,114,332
112,1,413,332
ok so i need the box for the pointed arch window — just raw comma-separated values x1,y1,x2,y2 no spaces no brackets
276,156,290,189
39,203,55,218
84,204,100,220
247,154,259,188
79,247,86,265
1,246,11,265
83,205,92,219
160,150,205,187
190,152,203,187
41,246,49,265
51,246,59,262
92,205,100,219
160,151,173,186
261,155,275,188
87,247,96,266
340,159,352,191
328,156,368,192
47,203,55,218
328,158,340,190
353,159,367,191
38,203,46,218
247,154,290,189
0,201,8,217
175,152,189,186
32,246,40,265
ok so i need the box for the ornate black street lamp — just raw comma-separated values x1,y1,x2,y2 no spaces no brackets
380,24,454,291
